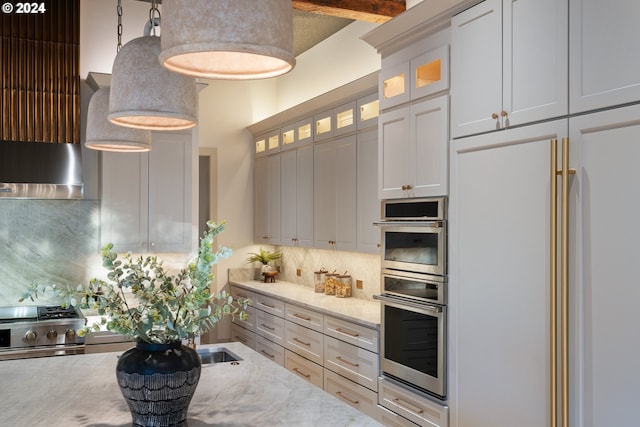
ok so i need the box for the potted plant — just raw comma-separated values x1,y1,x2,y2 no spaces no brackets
246,247,282,273
21,220,248,427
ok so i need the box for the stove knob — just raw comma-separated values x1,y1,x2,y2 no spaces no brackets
65,328,76,341
24,329,37,342
47,329,58,340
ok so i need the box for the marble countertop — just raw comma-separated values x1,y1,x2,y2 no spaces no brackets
229,279,381,329
0,342,383,426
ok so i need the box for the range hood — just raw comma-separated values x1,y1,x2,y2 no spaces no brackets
0,141,83,199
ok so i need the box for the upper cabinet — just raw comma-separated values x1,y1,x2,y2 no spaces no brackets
569,0,640,114
101,132,193,253
450,0,568,139
379,94,449,199
254,154,281,245
254,128,281,157
380,44,450,110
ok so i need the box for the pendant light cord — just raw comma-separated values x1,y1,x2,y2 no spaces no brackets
149,0,161,36
116,0,123,52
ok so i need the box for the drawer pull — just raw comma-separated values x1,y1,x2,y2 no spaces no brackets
260,323,275,331
335,327,359,337
259,301,276,309
260,349,275,359
236,293,249,299
234,335,247,343
335,391,359,405
293,313,311,321
393,398,424,415
292,367,310,379
336,356,359,367
293,337,311,347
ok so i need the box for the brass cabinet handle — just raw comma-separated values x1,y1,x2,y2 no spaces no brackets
260,349,275,359
234,335,247,343
259,301,275,309
393,398,424,415
260,323,275,331
293,313,311,321
336,391,359,405
336,356,359,367
491,112,499,120
292,337,311,347
292,367,310,379
335,327,359,338
501,110,508,117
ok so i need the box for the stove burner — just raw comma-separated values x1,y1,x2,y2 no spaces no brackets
37,306,79,320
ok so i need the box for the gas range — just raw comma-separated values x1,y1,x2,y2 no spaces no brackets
0,305,86,360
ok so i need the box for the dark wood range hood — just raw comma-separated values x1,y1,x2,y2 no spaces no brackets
0,0,82,199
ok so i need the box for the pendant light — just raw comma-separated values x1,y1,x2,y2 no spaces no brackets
158,0,295,80
108,1,197,131
85,0,151,152
85,86,151,152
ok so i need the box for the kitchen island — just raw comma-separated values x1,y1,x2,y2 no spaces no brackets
0,341,383,426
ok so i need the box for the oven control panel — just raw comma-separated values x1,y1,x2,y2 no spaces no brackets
6,321,84,349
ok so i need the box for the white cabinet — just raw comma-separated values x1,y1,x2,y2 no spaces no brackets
101,132,193,252
313,135,357,250
380,44,450,110
254,129,280,157
569,0,640,114
280,117,313,150
450,105,640,426
324,369,379,421
450,0,568,138
357,92,380,130
378,94,449,199
254,154,280,244
356,129,380,254
378,377,449,427
285,349,324,389
280,144,314,247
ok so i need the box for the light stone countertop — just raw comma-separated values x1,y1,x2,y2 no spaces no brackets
0,342,383,427
228,279,381,329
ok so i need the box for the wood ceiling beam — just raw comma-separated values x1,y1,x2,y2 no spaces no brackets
292,0,406,23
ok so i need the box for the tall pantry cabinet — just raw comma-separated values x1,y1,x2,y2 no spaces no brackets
449,0,640,426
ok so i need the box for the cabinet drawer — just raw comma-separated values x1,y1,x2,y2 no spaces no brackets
255,334,285,367
255,310,285,346
253,293,285,317
285,349,323,389
285,303,323,332
324,335,378,392
231,323,256,350
378,377,448,427
284,321,323,365
378,405,419,427
324,315,379,353
232,305,255,332
324,368,379,421
230,285,255,303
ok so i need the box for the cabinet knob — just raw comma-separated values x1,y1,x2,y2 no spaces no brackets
501,110,508,117
491,112,499,120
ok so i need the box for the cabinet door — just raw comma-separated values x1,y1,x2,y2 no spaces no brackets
254,155,281,244
356,129,380,254
503,0,568,127
378,106,411,199
449,120,567,427
296,145,314,247
451,0,502,138
147,132,192,252
280,149,298,246
411,95,449,198
570,104,640,427
570,0,640,114
100,151,148,251
313,141,337,249
334,136,357,251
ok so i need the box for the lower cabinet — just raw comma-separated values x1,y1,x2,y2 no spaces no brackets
378,377,449,427
229,285,381,422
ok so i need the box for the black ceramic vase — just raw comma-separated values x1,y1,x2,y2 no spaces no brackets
116,341,202,427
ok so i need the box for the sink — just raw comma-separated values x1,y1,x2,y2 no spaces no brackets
196,347,241,365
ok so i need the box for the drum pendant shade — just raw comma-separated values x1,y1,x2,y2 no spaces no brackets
85,87,151,152
109,36,197,131
159,0,295,80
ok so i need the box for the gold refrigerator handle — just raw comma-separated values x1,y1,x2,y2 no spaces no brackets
551,138,574,427
550,139,558,427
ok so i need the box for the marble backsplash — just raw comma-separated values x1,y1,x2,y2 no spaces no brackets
0,199,103,306
232,246,381,300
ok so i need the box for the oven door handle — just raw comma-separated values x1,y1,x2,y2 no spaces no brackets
373,220,443,228
374,294,443,314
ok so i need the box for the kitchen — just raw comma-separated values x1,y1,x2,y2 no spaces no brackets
2,0,640,426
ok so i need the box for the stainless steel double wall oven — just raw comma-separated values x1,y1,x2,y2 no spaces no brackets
375,197,447,399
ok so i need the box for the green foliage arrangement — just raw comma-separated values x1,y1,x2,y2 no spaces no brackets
246,248,282,265
20,221,248,344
